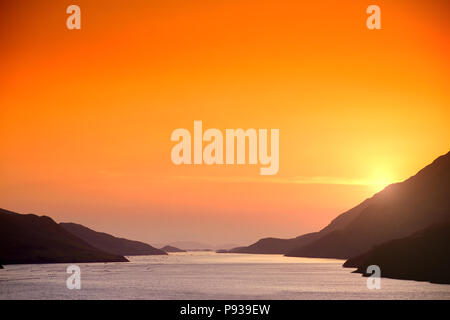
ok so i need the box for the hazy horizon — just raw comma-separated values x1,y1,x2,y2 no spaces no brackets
1,151,446,247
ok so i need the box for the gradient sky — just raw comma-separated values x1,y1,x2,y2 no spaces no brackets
1,0,449,246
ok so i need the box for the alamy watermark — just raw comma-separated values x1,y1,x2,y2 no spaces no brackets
66,4,380,30
66,265,81,290
366,5,381,30
366,265,381,290
171,121,279,175
66,5,81,30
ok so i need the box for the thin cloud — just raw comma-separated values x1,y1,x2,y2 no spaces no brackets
173,175,380,186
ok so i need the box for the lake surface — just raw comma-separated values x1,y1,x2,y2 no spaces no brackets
1,252,450,299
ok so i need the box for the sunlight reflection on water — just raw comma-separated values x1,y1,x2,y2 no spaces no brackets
1,252,449,300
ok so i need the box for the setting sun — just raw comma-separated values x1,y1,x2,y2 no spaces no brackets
369,167,398,192
371,176,394,192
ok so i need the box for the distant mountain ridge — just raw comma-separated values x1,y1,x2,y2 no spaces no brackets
160,245,186,252
162,241,214,251
233,151,450,260
154,241,241,251
230,232,319,254
60,223,167,256
0,208,127,265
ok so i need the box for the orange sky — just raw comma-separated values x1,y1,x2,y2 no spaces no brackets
1,0,449,246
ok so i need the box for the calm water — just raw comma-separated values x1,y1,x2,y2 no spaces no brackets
1,252,449,300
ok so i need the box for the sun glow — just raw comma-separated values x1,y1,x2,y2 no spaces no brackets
369,167,397,192
371,177,392,192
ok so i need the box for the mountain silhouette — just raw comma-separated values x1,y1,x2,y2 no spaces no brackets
160,245,186,252
163,241,214,251
230,232,319,254
233,151,450,260
287,151,450,258
0,208,127,265
231,192,381,254
60,223,167,256
343,223,450,284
